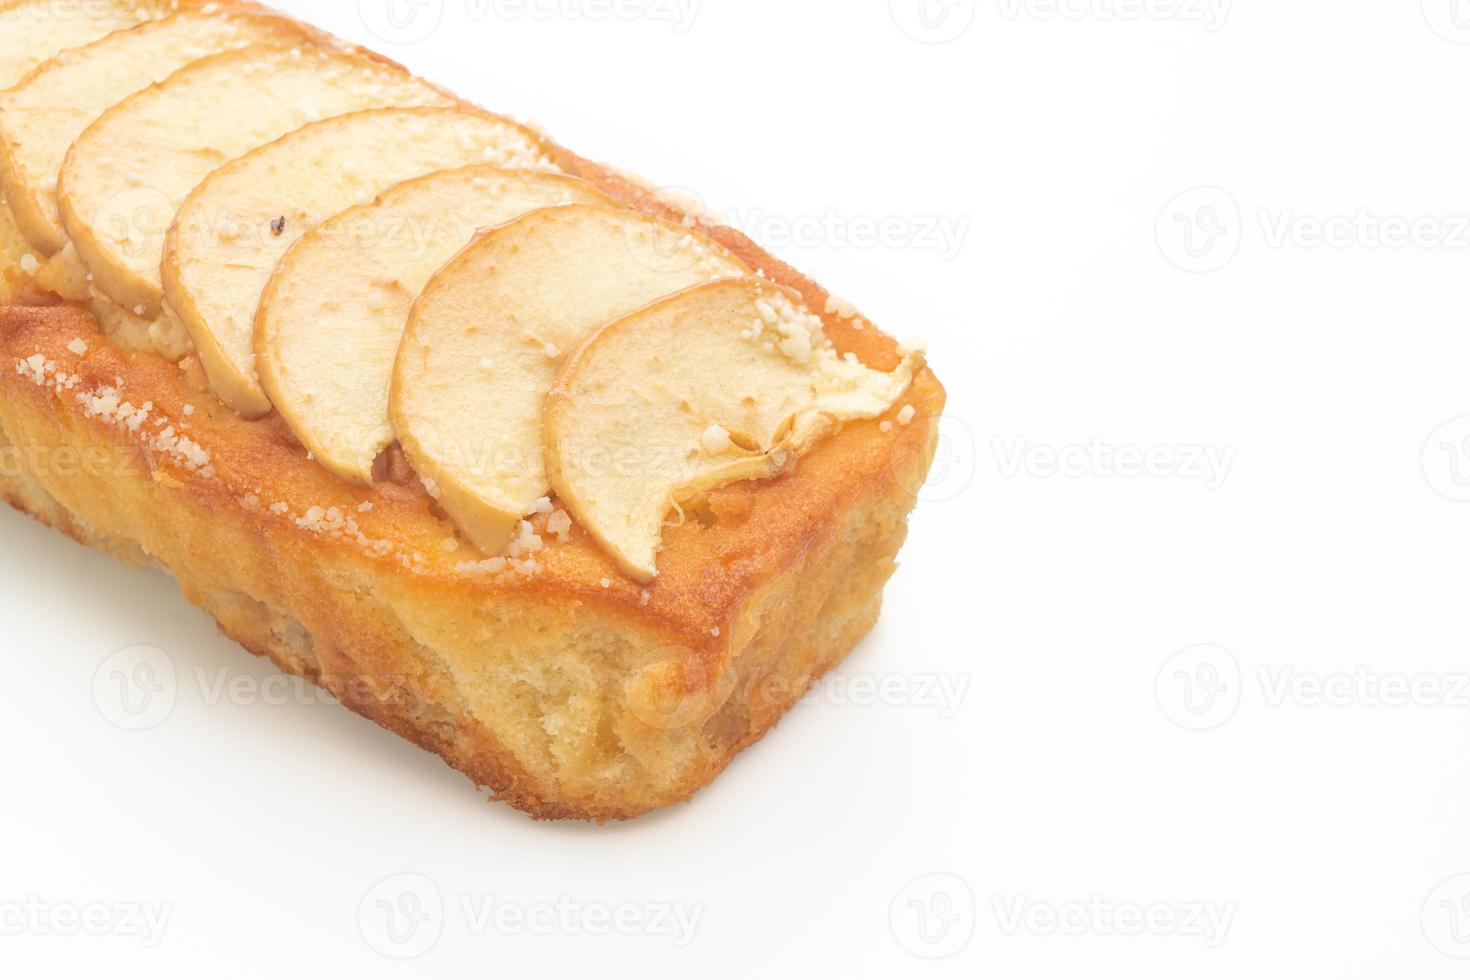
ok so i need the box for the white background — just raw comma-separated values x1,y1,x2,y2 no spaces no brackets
3,0,1469,976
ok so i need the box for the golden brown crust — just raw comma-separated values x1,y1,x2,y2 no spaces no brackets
0,6,947,821
0,302,940,819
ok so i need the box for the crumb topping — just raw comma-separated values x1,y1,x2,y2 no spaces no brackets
265,500,411,569
76,386,149,433
700,424,734,456
52,371,215,477
546,509,573,542
823,294,861,320
15,354,66,389
455,517,548,579
649,185,710,222
741,290,826,366
13,354,213,477
150,426,211,473
454,556,508,576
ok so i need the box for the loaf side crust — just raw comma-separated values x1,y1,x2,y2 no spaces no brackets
0,299,942,820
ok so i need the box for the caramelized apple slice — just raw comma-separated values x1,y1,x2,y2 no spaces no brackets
258,167,611,482
164,108,555,417
0,9,314,256
391,204,749,555
545,278,922,582
58,42,455,319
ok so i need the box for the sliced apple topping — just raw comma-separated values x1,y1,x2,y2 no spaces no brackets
544,277,924,583
0,0,184,301
257,167,612,484
164,109,556,418
58,42,455,319
0,9,314,256
391,204,749,556
0,0,169,89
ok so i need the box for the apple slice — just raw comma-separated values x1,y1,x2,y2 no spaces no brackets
545,278,924,582
58,42,455,319
0,0,172,89
391,205,750,556
0,0,173,293
0,9,316,257
164,109,557,418
0,0,183,295
257,167,612,484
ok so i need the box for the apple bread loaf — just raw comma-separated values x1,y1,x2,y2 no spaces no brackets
0,0,946,820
